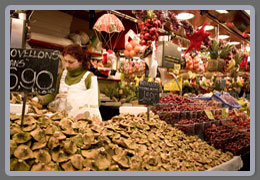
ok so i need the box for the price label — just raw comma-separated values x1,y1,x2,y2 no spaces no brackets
222,108,229,118
138,81,160,106
234,109,239,116
10,48,60,95
205,110,215,120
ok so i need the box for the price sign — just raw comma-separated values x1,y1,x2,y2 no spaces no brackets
205,110,214,120
222,108,229,118
138,81,160,105
10,48,60,95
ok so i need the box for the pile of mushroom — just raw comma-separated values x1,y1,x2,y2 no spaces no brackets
10,111,233,171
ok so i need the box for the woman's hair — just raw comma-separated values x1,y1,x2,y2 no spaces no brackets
62,44,90,70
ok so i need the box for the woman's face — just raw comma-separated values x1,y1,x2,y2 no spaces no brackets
64,54,82,71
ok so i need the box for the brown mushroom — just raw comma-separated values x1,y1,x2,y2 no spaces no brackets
10,158,30,171
32,141,47,151
14,144,33,160
70,154,83,170
30,128,46,142
12,132,32,144
34,149,51,164
10,140,17,156
23,123,37,132
51,148,69,163
61,160,76,171
59,118,73,130
63,141,77,155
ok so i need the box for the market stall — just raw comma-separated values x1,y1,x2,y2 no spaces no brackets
9,9,251,171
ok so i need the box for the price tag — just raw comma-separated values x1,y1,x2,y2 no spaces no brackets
138,81,160,106
10,48,60,95
205,110,215,120
234,109,239,116
163,76,183,91
222,108,229,118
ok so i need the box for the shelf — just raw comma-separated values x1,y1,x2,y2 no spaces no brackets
86,51,102,56
98,77,121,82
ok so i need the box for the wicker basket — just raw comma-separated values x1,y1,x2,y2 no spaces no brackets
207,59,218,72
217,58,225,72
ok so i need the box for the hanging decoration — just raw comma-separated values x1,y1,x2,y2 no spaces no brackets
184,23,211,54
93,13,125,50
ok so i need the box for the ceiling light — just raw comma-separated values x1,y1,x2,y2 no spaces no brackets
218,35,230,40
228,41,240,45
199,25,214,31
176,13,194,20
216,10,229,14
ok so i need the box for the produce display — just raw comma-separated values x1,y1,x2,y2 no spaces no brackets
205,123,250,156
10,106,234,171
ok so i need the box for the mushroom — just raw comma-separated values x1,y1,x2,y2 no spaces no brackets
23,123,37,132
31,163,53,171
61,160,76,171
10,114,20,121
70,154,83,170
51,148,69,163
47,136,60,150
12,132,32,144
10,124,23,136
53,131,66,141
45,124,60,135
112,153,130,169
10,158,30,171
94,152,111,170
59,118,73,130
82,133,94,146
63,141,77,155
10,140,17,156
62,128,77,136
82,158,96,170
30,128,46,142
69,134,84,148
81,149,99,159
32,142,47,151
38,116,52,128
14,144,33,160
34,149,51,164
50,112,64,121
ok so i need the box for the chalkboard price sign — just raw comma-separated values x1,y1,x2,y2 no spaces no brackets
138,81,160,105
10,48,60,95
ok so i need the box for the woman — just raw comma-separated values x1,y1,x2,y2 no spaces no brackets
33,44,102,121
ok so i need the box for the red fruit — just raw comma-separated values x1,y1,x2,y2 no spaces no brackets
149,27,157,35
140,40,146,46
212,124,216,128
138,21,145,29
144,33,151,40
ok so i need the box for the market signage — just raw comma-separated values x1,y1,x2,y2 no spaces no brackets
10,48,60,95
138,81,160,105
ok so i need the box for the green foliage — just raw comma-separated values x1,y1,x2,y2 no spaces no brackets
234,52,242,67
209,40,219,59
219,44,232,59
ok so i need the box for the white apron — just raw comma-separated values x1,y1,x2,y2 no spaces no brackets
49,70,102,121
